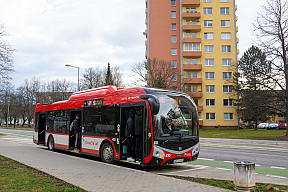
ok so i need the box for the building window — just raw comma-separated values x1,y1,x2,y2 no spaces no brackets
206,85,215,93
221,20,230,27
171,0,176,6
223,85,233,93
221,33,231,40
193,85,198,92
171,23,176,30
194,99,198,105
224,113,233,120
186,8,190,13
192,59,198,64
223,99,233,107
206,99,215,107
204,20,213,27
203,8,212,14
172,74,177,81
187,72,191,78
223,72,232,80
203,0,212,2
206,113,216,120
193,72,198,78
270,117,275,122
205,59,214,66
222,45,231,53
172,48,177,55
205,72,215,79
187,59,191,64
204,32,214,40
220,0,229,2
204,45,214,53
172,36,177,43
187,85,191,92
184,43,201,51
222,59,232,66
220,7,229,14
172,86,177,91
191,8,196,12
171,11,176,18
191,33,197,38
172,61,177,68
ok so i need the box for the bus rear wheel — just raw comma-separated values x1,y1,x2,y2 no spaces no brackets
101,142,114,164
48,136,54,151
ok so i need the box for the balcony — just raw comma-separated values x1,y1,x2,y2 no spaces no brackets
183,12,201,19
187,92,203,98
182,0,200,6
199,119,203,125
183,38,201,43
183,51,202,57
197,105,203,111
184,78,202,84
183,64,202,70
183,25,201,31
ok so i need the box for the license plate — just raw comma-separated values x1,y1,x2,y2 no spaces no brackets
173,159,184,163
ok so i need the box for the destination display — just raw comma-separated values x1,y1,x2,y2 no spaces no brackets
84,98,103,107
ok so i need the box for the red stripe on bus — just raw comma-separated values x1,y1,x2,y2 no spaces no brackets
55,143,69,149
82,148,99,155
144,100,154,164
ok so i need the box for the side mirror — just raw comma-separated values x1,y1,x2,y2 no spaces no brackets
140,94,160,115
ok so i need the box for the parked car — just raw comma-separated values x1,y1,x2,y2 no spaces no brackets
257,123,268,129
267,123,279,129
278,123,287,129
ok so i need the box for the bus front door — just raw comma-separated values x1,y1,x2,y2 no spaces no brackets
38,114,46,144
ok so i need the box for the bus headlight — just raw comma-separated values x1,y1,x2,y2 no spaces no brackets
192,143,199,156
153,145,165,159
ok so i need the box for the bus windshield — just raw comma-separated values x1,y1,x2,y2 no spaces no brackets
152,93,198,139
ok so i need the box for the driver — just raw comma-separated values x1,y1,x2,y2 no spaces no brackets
163,118,175,134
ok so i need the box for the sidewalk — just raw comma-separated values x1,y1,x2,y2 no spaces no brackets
0,137,231,192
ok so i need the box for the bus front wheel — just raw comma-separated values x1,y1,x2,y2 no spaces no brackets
48,136,55,151
101,142,114,164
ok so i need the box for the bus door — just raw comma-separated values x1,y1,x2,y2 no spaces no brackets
38,113,46,144
69,111,82,150
119,104,145,163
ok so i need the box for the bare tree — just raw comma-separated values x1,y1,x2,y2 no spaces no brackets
132,58,180,90
0,24,14,80
40,79,74,103
253,0,288,136
81,67,104,90
111,66,124,87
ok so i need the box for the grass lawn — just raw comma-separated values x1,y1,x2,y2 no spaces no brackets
200,129,288,141
171,176,288,192
0,155,85,192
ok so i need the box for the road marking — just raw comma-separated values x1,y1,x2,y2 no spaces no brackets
163,166,209,174
201,143,288,152
223,161,233,163
266,175,288,179
216,168,230,171
270,166,287,170
198,158,215,161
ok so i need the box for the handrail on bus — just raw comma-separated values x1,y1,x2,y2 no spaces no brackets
140,94,160,115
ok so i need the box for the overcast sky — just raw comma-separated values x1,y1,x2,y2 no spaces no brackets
0,0,266,89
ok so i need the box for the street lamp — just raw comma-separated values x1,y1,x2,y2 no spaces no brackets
65,64,80,91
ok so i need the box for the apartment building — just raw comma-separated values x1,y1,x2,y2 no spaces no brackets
145,0,239,129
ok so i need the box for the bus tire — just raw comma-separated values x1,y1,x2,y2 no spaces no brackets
101,142,114,164
48,136,55,151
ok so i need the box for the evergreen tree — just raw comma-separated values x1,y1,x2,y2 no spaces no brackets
105,63,114,86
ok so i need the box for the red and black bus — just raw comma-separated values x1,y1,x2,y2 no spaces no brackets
34,86,199,166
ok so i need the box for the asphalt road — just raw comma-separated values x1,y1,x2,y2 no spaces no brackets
199,145,288,169
0,128,33,137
